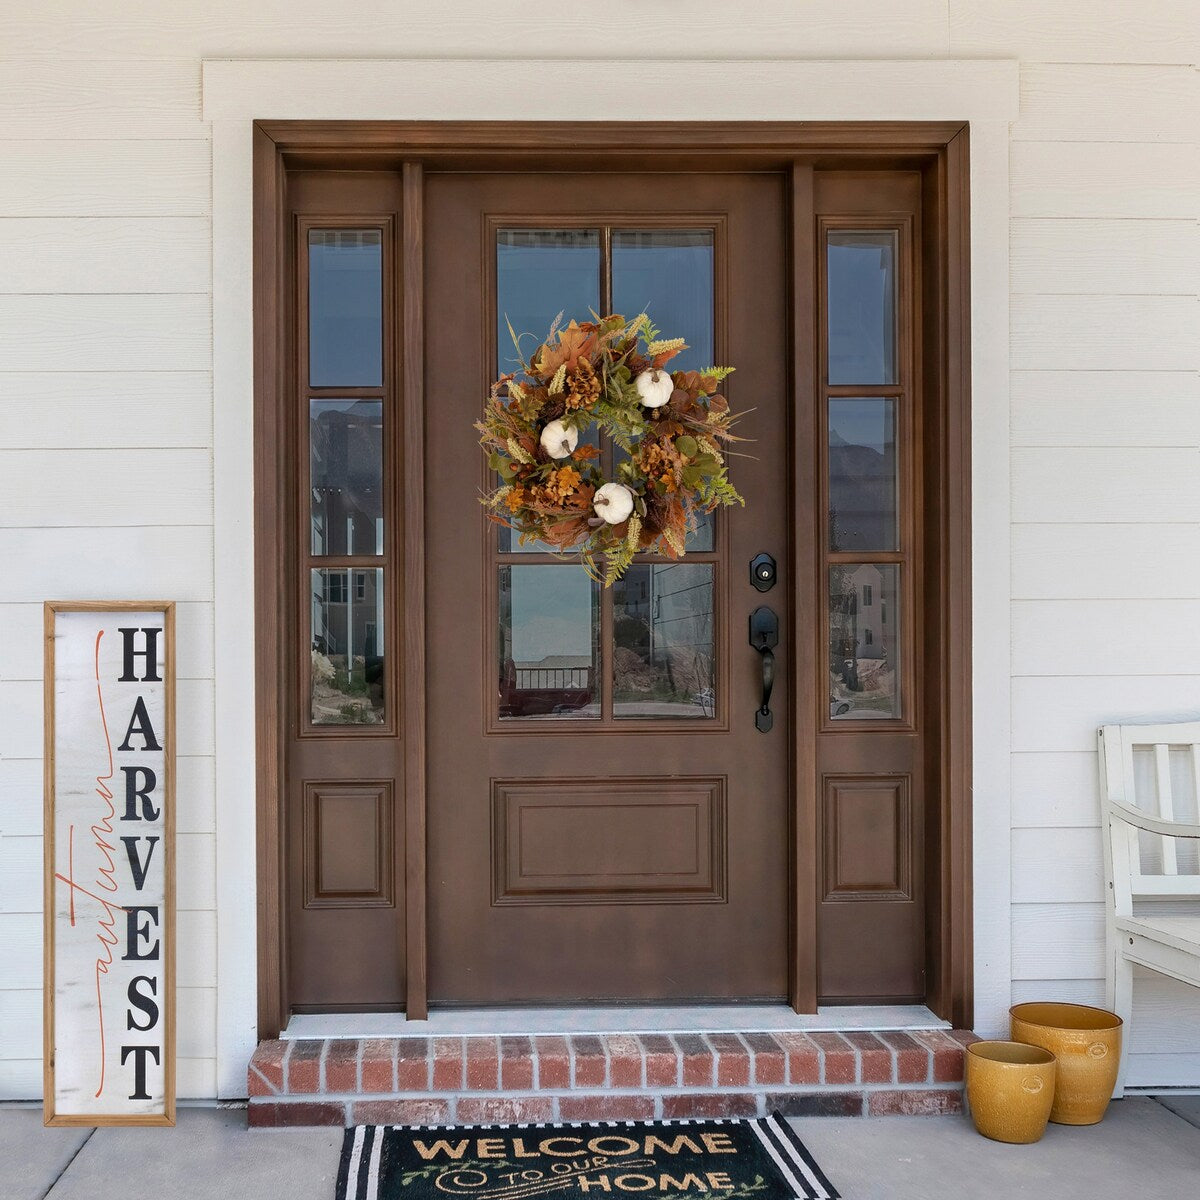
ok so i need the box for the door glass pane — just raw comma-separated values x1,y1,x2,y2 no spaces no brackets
612,230,715,550
827,230,897,385
614,563,715,719
496,229,601,552
612,230,713,371
829,564,899,721
308,230,383,387
497,229,600,374
311,568,385,725
828,398,898,552
310,400,384,556
498,565,599,720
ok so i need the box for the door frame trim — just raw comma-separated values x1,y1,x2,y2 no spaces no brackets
251,120,974,1038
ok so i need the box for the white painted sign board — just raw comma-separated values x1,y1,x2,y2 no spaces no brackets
44,602,175,1126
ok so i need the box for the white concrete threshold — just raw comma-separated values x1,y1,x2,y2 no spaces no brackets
282,1004,950,1040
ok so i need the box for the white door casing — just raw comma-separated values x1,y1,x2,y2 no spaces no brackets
203,57,1019,1097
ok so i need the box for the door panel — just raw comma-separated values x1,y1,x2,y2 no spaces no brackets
285,171,407,1011
815,171,926,1002
424,172,790,1002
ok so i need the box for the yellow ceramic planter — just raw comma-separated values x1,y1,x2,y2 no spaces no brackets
1009,1002,1123,1125
965,1041,1057,1144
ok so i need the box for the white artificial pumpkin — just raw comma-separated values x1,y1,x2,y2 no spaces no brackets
593,482,635,525
634,368,674,409
539,418,578,459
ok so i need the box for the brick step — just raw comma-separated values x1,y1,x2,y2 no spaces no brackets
248,1029,979,1127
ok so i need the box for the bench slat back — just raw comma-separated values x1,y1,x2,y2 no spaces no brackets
1100,723,1200,909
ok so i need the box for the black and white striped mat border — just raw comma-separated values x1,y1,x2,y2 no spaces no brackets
337,1115,838,1200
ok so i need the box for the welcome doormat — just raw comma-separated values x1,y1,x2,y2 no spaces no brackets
337,1115,838,1200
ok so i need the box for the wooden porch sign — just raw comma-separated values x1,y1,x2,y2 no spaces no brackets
43,602,175,1126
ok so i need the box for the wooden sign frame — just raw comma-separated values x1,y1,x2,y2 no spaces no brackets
43,601,176,1127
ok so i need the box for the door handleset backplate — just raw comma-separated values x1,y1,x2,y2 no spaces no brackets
749,605,778,733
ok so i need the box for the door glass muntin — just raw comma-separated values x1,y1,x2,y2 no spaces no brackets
301,221,392,734
821,220,910,727
489,220,723,727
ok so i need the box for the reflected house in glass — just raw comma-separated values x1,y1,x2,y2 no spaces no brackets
829,563,898,720
311,568,385,724
614,564,715,718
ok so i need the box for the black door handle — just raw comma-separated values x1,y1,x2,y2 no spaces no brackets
749,606,779,733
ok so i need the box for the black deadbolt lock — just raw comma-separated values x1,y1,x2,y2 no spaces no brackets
750,552,777,593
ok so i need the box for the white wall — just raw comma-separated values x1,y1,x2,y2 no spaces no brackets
1,2,1197,1099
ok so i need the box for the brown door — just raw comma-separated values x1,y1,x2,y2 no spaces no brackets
425,172,791,1002
275,156,935,1014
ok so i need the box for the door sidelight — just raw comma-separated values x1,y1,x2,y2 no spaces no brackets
749,605,778,732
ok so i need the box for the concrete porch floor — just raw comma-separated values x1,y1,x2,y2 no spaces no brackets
5,1097,1200,1200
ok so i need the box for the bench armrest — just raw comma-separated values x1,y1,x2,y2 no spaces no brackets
1108,797,1200,839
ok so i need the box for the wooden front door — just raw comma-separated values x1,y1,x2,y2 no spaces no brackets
425,172,790,1002
269,141,951,1020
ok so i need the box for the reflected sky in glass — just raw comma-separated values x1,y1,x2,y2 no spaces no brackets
309,230,382,388
828,398,897,552
612,230,713,371
827,231,897,385
496,230,600,374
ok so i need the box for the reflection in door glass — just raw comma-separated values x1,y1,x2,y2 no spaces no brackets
311,568,385,725
828,398,897,552
612,230,713,371
498,565,599,720
308,230,383,387
827,231,897,385
496,229,601,552
496,229,601,374
614,564,715,719
829,564,899,721
310,400,384,556
613,230,716,550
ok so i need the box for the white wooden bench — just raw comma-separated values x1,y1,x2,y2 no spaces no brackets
1099,722,1200,1096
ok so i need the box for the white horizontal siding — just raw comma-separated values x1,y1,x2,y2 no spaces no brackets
1012,827,1105,904
0,677,214,757
0,910,214,989
950,0,1197,63
0,1,952,60
0,449,212,526
0,988,216,1099
0,600,214,681
1011,371,1200,448
0,294,211,371
1014,601,1200,677
2,0,1198,1100
0,58,202,139
1013,524,1200,600
1011,753,1100,828
1011,295,1198,372
1015,64,1198,143
0,218,210,294
0,140,211,217
1,832,215,913
1010,142,1198,219
1011,448,1200,524
1010,219,1197,296
0,753,214,838
1012,677,1200,754
1012,902,1105,979
0,372,211,449
0,527,214,601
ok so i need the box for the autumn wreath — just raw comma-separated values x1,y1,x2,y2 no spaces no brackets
478,312,743,584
